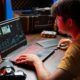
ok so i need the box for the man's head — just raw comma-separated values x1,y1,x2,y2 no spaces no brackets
52,0,80,35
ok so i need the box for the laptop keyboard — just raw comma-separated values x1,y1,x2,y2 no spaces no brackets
6,39,58,62
6,44,56,62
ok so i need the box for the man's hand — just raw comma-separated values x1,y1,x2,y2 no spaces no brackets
58,38,72,50
16,54,42,66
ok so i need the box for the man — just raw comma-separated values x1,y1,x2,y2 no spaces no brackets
16,0,80,80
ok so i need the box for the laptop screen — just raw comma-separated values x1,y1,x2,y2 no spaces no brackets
0,17,27,57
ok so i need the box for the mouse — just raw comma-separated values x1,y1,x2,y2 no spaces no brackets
58,42,69,50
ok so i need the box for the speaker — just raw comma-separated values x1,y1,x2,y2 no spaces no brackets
21,15,54,34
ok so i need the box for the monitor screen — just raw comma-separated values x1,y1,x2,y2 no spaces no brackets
1,25,11,35
11,0,53,11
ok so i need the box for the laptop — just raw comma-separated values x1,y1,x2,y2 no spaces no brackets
0,17,58,62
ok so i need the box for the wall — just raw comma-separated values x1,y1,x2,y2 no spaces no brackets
5,0,56,20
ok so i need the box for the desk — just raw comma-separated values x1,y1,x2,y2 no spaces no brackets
6,34,65,80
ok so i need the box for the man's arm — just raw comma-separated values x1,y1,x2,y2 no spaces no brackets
16,54,75,80
33,59,74,80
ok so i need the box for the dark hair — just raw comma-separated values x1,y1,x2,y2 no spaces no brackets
52,0,80,28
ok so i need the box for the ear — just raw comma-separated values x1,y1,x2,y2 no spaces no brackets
66,18,73,28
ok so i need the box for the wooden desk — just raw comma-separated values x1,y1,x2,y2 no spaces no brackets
6,34,65,80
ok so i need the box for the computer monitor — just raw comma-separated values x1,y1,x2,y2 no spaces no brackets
0,17,27,57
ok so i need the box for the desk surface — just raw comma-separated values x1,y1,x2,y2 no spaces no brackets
6,34,65,80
